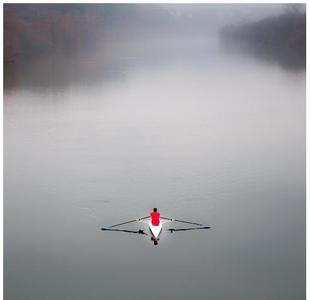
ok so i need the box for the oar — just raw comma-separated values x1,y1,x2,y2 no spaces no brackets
108,216,149,228
101,228,147,235
168,226,211,233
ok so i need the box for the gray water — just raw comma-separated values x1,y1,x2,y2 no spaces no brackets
4,37,305,300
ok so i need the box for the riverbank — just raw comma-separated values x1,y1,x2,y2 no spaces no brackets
219,11,306,70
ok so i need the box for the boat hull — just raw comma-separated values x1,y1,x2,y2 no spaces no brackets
149,221,162,239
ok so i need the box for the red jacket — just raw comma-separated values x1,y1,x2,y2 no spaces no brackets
150,212,160,226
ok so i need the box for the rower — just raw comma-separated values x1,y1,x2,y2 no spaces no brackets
150,208,160,226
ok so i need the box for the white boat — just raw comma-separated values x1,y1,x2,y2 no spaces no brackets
101,209,211,246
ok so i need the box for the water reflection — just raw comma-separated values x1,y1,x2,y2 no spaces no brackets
5,33,305,94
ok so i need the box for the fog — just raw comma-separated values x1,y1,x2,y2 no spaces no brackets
4,4,305,300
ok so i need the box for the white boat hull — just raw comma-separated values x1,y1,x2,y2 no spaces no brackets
149,220,162,239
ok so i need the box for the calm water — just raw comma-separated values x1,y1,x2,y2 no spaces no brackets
4,37,305,300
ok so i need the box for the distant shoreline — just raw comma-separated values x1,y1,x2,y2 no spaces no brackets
219,11,306,70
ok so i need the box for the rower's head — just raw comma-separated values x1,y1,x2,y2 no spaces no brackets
153,208,157,212
153,240,158,245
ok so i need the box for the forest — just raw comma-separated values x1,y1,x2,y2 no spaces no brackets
220,6,306,68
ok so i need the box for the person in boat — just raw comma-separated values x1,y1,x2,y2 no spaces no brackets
150,207,160,226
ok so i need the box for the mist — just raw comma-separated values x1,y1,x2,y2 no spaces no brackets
4,4,305,300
